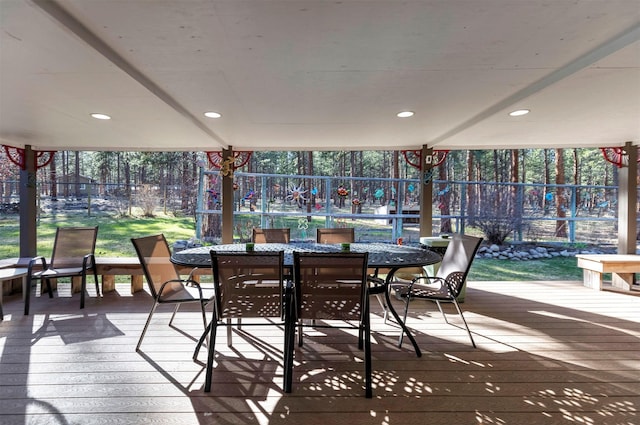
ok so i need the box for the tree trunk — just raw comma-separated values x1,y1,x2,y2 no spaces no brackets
307,151,313,221
50,154,57,200
509,150,519,215
492,150,500,211
438,160,452,233
466,151,476,220
510,150,521,238
555,148,567,237
74,151,80,199
543,149,551,215
573,148,580,213
63,151,69,197
180,152,190,210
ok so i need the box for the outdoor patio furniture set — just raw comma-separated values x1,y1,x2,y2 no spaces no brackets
2,226,483,398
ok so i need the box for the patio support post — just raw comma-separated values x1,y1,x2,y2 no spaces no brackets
221,146,234,244
617,141,638,255
19,145,37,257
419,145,433,237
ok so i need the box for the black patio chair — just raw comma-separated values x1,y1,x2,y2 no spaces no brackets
392,234,483,348
285,251,372,398
193,250,289,393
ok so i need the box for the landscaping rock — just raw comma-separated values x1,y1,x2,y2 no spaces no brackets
474,242,616,261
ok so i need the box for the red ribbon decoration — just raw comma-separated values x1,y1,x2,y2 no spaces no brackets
3,145,55,170
402,150,450,170
206,151,253,169
600,147,640,168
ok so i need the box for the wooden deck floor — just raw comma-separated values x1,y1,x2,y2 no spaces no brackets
1,280,639,425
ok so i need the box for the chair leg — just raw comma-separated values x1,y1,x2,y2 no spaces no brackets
398,294,411,347
24,276,32,315
204,320,219,392
80,273,87,309
93,269,100,297
169,304,181,326
452,299,476,348
193,320,212,360
136,301,159,351
45,278,53,298
435,300,447,322
283,288,295,393
374,293,388,323
226,318,233,347
364,299,372,398
200,301,210,348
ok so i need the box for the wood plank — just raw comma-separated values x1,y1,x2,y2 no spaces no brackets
0,280,639,424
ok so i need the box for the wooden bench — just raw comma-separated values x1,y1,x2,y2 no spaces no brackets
575,254,640,291
0,257,210,299
0,268,28,320
96,257,210,294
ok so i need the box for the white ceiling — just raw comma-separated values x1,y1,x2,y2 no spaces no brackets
0,0,639,153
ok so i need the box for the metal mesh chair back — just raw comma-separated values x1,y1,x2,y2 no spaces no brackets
210,251,285,320
315,227,355,244
252,228,291,243
50,227,98,268
435,234,483,296
131,234,183,300
293,252,368,321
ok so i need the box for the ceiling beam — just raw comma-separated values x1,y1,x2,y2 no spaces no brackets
429,23,640,148
33,0,227,149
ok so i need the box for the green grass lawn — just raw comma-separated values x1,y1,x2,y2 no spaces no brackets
0,213,198,258
468,256,583,281
0,212,586,281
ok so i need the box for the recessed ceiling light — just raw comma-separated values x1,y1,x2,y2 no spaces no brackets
204,111,222,118
509,109,530,117
90,113,111,120
397,111,414,118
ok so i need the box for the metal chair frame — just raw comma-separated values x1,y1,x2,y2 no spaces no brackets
315,227,354,244
396,234,483,348
193,250,290,393
285,251,372,398
131,234,211,352
26,226,100,315
252,228,291,243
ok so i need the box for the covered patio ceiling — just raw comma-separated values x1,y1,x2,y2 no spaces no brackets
0,0,638,153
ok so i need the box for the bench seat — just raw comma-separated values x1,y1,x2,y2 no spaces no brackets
575,254,640,291
0,268,28,320
0,257,210,298
96,257,210,293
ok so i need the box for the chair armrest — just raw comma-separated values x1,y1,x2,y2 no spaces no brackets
82,253,96,270
409,275,444,291
441,271,465,295
186,267,199,281
158,278,204,299
366,275,386,294
28,256,47,274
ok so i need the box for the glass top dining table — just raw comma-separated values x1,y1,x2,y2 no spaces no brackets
172,242,441,357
